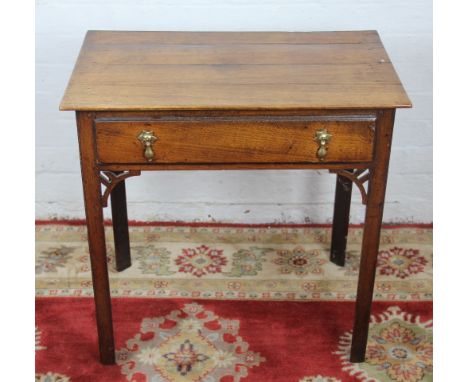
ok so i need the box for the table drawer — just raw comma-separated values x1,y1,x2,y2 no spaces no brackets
94,117,375,164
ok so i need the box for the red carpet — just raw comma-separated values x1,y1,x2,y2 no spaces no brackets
35,298,432,382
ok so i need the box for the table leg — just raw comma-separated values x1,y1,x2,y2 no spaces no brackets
350,110,395,363
110,172,132,272
330,171,353,266
76,112,116,364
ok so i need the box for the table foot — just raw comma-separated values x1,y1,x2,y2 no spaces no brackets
99,348,116,365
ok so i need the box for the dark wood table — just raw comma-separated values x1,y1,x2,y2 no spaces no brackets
60,30,411,364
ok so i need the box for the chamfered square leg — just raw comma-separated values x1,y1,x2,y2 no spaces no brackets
77,112,116,365
330,170,353,266
110,172,132,272
350,110,395,363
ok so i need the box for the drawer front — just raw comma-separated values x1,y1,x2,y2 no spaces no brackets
94,117,375,164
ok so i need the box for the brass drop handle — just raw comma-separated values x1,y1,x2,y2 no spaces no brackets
314,129,332,160
137,130,158,162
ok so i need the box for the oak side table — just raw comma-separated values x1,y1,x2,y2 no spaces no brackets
60,30,411,365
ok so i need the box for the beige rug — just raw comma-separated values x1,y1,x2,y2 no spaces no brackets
35,224,432,301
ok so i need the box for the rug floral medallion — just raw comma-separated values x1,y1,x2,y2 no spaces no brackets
117,302,264,382
336,306,433,382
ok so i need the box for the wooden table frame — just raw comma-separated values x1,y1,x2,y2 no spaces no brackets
76,107,395,365
61,30,411,366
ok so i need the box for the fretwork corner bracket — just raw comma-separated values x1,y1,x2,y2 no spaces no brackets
99,170,141,207
330,169,370,205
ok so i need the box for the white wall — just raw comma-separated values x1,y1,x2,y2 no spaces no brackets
36,0,432,224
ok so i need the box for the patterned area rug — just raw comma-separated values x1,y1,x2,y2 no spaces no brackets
35,223,433,382
36,224,432,301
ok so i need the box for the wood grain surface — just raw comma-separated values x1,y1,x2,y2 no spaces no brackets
60,31,411,111
94,117,375,164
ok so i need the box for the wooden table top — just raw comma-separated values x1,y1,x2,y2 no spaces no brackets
60,30,411,111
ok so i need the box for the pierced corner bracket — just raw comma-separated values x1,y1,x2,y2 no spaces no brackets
330,169,370,205
99,170,141,207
